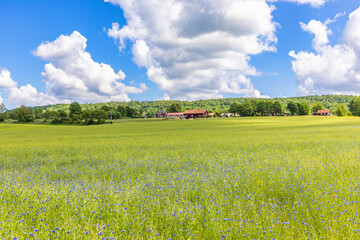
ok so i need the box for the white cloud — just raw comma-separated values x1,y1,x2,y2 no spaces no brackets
0,94,3,104
290,8,360,95
300,20,331,51
0,69,17,89
0,68,60,107
106,0,277,100
33,31,146,103
7,84,60,107
0,31,147,107
269,0,330,8
342,8,360,51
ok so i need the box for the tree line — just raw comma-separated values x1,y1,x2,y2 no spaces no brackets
33,95,354,116
1,96,360,124
228,99,354,117
0,102,141,124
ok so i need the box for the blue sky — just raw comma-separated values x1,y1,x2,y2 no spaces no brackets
0,0,359,108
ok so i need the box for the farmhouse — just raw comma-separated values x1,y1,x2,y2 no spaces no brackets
167,112,184,119
183,110,208,119
317,110,332,116
155,111,167,118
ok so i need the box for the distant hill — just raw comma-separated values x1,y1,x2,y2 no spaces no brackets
35,95,355,115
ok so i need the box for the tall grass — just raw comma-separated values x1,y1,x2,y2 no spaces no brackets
0,117,360,239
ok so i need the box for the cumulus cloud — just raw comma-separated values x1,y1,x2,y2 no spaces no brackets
7,84,60,107
290,8,360,95
0,31,147,107
106,0,276,100
0,69,17,89
0,68,59,106
33,31,146,103
300,20,332,51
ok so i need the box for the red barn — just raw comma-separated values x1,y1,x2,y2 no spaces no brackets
317,110,331,116
183,110,208,119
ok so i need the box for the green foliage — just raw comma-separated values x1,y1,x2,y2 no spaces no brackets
69,102,82,118
34,107,43,119
349,96,360,116
299,102,310,116
33,95,355,117
125,106,135,118
117,105,126,117
12,105,34,122
256,100,267,116
287,101,298,115
82,110,92,121
0,104,8,122
229,103,239,114
0,103,7,114
335,104,347,117
270,101,284,115
311,102,324,113
239,101,254,116
100,105,111,112
58,110,68,119
168,103,183,113
91,109,107,123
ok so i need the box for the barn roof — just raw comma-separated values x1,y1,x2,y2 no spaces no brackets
167,112,184,116
183,110,208,114
317,110,331,113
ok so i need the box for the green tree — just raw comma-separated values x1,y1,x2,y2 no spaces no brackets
43,110,51,120
125,106,135,118
139,109,145,118
240,102,254,116
335,104,347,117
349,96,360,116
168,103,182,113
34,108,44,119
49,111,60,120
287,101,298,116
299,102,310,116
0,103,6,114
270,101,284,115
58,110,69,120
117,105,127,117
248,100,258,115
69,102,82,118
91,109,107,123
229,103,239,115
82,110,92,121
311,102,324,114
0,103,8,122
100,105,110,112
256,101,266,116
13,105,34,122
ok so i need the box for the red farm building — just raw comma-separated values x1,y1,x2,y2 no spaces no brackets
317,110,332,116
183,110,208,119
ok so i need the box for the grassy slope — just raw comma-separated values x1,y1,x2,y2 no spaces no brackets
0,117,360,239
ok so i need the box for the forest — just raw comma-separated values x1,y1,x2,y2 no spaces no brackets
32,95,354,115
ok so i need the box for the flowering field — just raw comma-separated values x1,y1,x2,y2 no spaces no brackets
0,117,360,239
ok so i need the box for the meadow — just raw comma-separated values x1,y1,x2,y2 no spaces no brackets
0,117,360,239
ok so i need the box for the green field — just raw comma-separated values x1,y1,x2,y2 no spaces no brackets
1,117,360,239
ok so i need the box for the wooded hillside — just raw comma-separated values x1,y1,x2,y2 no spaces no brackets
36,95,354,115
